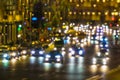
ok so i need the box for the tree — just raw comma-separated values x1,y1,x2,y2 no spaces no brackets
50,0,70,27
59,0,70,22
32,1,44,28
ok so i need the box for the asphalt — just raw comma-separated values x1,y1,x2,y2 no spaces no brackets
105,66,120,80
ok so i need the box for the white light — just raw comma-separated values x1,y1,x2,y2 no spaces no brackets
17,34,21,38
100,44,103,47
97,52,101,56
3,54,8,58
56,58,60,62
46,55,51,58
105,44,108,47
102,58,107,65
39,51,44,54
11,52,16,56
105,38,108,41
31,50,35,54
45,58,49,61
105,52,109,55
92,58,96,64
62,47,65,51
55,55,61,58
79,50,83,55
54,47,57,51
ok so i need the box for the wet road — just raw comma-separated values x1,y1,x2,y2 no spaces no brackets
0,29,120,80
0,41,120,80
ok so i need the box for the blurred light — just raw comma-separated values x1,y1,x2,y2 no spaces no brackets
100,65,109,73
90,65,97,73
30,56,36,64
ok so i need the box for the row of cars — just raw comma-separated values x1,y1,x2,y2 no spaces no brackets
30,41,85,64
0,45,28,60
91,27,110,65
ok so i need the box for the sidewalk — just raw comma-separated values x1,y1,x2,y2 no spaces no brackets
105,66,120,80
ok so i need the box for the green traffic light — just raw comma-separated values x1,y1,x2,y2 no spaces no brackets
17,24,22,31
17,27,21,31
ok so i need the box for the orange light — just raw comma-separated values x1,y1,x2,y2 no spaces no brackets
112,16,115,21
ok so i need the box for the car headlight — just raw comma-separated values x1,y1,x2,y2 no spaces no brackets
70,50,75,55
11,52,16,56
3,54,8,58
92,57,97,64
39,51,44,54
105,38,108,41
102,58,107,64
79,50,83,55
55,55,61,58
97,52,101,56
105,44,108,47
92,58,96,61
62,47,65,51
54,47,57,51
69,48,73,51
22,50,27,54
105,52,109,55
100,44,103,47
91,37,93,39
31,50,35,54
46,54,51,58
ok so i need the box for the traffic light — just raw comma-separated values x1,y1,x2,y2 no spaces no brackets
17,24,22,31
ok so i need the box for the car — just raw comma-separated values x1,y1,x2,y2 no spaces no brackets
0,46,11,60
17,45,28,56
1,50,20,60
90,34,99,44
44,50,63,63
92,52,109,65
30,47,45,57
91,34,97,40
114,35,119,40
0,45,9,52
99,36,108,43
54,38,64,49
99,42,109,49
68,45,85,57
1,50,11,60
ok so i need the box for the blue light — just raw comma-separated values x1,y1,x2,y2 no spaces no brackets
32,17,38,21
48,27,52,30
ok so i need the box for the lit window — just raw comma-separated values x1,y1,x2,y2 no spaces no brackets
70,0,72,2
44,12,47,15
81,0,83,2
105,12,108,15
92,12,95,15
102,0,106,3
74,12,76,15
69,12,72,15
117,0,120,3
93,4,96,7
98,12,101,15
87,12,90,15
83,12,85,15
76,4,79,7
97,0,100,2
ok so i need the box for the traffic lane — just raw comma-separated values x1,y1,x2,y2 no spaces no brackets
108,48,120,69
0,45,118,80
0,56,105,80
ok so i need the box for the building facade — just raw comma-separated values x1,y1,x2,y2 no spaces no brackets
42,0,120,24
0,0,41,45
0,0,120,44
